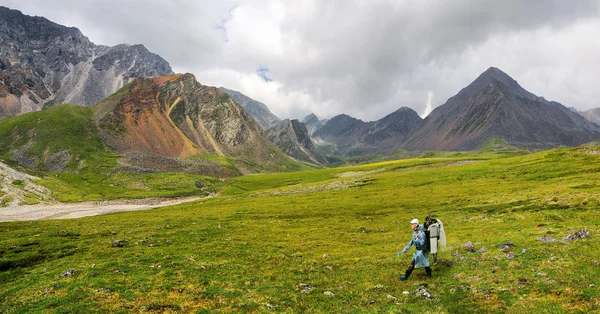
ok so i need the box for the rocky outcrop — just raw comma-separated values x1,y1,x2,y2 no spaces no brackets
94,73,298,173
0,6,172,118
312,108,423,156
266,119,327,164
402,67,600,151
219,87,281,130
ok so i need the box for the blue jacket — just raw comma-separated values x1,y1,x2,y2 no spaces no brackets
402,224,430,268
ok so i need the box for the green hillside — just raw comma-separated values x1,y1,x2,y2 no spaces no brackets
1,146,599,312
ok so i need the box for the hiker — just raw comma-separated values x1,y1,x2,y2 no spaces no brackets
396,218,432,280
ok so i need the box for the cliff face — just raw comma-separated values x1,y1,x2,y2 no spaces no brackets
0,6,172,118
219,87,281,130
266,119,328,165
94,73,297,172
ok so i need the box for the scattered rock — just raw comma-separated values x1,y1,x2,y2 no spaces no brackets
387,294,398,301
60,269,76,278
97,288,111,293
324,265,333,271
322,254,331,259
500,242,514,251
337,286,345,290
299,283,313,293
592,260,598,265
266,303,275,309
537,272,547,277
415,286,435,300
402,291,410,295
112,239,129,247
506,254,516,260
537,236,558,243
324,291,335,296
372,285,383,292
521,249,527,253
477,246,487,253
590,284,596,288
461,241,478,253
563,229,590,241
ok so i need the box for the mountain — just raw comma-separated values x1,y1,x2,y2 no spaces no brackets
265,119,327,165
578,108,600,125
0,6,172,118
402,67,600,151
219,87,281,130
93,73,301,173
312,108,423,156
0,73,303,177
302,113,328,136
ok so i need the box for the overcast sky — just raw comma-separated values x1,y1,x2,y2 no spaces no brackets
2,0,600,121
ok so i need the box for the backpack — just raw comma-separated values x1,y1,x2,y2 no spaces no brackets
423,214,440,254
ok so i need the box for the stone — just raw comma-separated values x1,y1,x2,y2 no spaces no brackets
477,246,487,253
562,229,591,241
324,291,335,296
506,254,516,260
387,294,398,300
299,283,314,293
415,286,435,300
537,236,558,243
500,242,514,251
112,239,129,247
402,291,410,295
60,269,76,278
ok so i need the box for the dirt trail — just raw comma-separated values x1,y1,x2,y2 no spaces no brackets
0,160,209,222
0,196,208,222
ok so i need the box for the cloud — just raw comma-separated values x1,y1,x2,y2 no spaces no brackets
3,0,600,120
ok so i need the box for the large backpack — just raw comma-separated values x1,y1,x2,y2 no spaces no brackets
423,214,440,254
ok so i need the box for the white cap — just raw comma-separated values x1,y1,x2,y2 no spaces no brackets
410,219,419,224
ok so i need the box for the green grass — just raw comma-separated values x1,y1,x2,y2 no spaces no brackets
1,147,599,312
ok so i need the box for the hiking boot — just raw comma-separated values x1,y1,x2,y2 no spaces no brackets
399,274,408,281
425,273,432,279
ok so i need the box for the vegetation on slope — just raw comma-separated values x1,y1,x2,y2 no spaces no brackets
1,146,599,312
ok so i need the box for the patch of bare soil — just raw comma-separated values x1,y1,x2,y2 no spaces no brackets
0,195,209,222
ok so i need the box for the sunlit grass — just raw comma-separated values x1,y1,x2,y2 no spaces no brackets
0,146,599,312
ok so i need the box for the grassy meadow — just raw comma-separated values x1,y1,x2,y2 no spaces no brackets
1,146,599,313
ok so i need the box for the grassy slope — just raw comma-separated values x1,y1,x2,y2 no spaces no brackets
0,105,221,201
0,147,599,312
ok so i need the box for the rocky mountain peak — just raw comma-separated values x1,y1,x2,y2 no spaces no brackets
0,6,172,118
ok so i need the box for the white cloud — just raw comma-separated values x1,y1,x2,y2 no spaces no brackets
3,0,600,120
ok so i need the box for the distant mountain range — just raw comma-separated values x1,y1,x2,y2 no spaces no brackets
0,6,172,118
311,108,423,156
1,5,599,175
576,108,600,125
402,67,600,150
219,87,281,130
